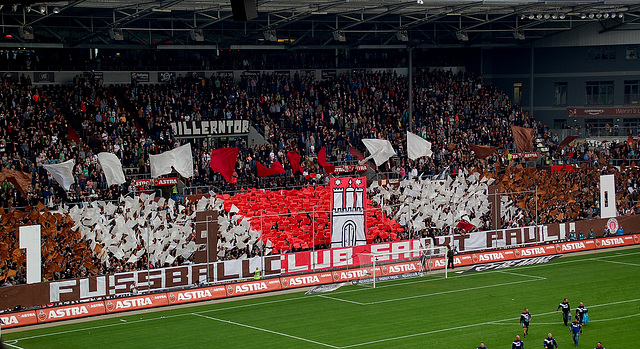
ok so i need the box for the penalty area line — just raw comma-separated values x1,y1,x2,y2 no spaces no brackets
191,313,339,348
599,259,640,267
317,295,367,306
362,278,543,305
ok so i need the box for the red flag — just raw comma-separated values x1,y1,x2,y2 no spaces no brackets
317,147,335,174
456,221,475,232
286,151,304,174
210,147,239,182
256,161,286,177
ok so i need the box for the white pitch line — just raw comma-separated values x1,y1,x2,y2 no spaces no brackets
4,341,26,349
317,295,367,306
589,313,640,322
495,270,547,280
362,278,543,305
341,297,640,348
599,259,640,267
191,313,339,348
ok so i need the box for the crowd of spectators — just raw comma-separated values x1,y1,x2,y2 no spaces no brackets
1,60,640,288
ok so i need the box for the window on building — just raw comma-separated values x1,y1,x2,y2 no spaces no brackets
588,46,616,60
624,80,640,104
585,81,614,105
513,83,522,105
554,82,567,106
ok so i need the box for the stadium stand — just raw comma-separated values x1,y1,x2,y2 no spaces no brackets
0,56,639,290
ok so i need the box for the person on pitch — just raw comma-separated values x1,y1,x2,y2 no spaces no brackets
575,302,588,324
543,333,558,349
569,317,583,347
594,341,605,349
447,244,455,269
557,298,571,325
477,341,487,349
520,307,531,337
512,335,524,349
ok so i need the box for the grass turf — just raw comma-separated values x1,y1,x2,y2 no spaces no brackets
4,247,640,348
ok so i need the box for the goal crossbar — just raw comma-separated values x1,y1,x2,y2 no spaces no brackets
351,246,448,288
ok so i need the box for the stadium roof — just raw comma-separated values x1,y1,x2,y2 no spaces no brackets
0,0,639,49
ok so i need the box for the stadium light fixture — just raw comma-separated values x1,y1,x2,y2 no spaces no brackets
12,4,18,12
551,14,557,19
263,29,277,42
53,7,60,14
596,13,602,18
559,14,566,19
333,30,346,42
190,29,204,42
39,5,45,14
528,14,534,20
603,13,609,18
543,14,550,19
536,14,542,19
19,26,34,40
588,13,594,18
396,30,408,42
108,28,124,41
455,30,468,42
512,30,525,40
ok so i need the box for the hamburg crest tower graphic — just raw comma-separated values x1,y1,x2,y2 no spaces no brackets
331,176,366,248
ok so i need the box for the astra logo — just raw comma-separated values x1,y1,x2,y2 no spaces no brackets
519,247,546,256
288,276,320,286
175,290,213,302
47,306,89,319
476,253,505,262
115,297,152,309
235,282,267,293
388,264,417,273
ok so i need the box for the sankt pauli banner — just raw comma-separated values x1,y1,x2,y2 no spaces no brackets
2,233,639,327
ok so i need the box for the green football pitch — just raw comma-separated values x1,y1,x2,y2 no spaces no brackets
4,247,640,348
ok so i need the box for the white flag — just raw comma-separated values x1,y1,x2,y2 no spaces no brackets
149,143,194,178
361,139,395,167
43,159,75,191
98,152,126,186
171,143,194,178
407,131,432,160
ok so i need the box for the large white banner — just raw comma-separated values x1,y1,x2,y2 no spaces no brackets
331,177,367,248
600,174,616,218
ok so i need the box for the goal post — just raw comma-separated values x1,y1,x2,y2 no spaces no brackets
348,246,448,288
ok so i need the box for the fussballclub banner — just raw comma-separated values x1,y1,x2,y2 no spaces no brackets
46,255,279,304
282,239,424,274
331,177,367,248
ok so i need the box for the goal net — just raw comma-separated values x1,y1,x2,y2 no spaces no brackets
347,245,448,288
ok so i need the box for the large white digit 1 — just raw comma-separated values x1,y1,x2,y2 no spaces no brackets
19,225,41,284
